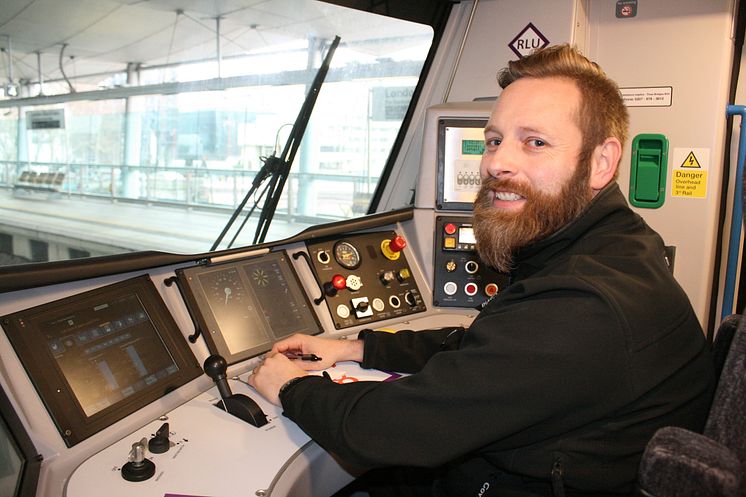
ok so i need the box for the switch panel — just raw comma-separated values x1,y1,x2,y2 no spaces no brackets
306,231,425,329
433,216,510,308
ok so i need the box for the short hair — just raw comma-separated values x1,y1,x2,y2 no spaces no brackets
498,44,629,175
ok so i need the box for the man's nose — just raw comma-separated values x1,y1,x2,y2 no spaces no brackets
481,144,517,180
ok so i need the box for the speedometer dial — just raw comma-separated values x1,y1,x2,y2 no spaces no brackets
333,240,361,270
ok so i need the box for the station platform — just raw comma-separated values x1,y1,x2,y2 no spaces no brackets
0,189,316,260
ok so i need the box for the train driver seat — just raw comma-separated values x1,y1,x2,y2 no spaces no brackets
636,313,746,497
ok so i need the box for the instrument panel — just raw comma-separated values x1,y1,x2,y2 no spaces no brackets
176,250,323,365
305,230,426,329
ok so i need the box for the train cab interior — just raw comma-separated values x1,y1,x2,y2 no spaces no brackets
1,0,745,496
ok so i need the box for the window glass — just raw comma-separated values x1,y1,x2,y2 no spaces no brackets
0,0,434,265
0,415,24,497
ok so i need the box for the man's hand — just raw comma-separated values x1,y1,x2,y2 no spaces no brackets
248,335,364,405
270,334,364,371
247,353,307,406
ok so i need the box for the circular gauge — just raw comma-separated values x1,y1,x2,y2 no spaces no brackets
333,240,362,270
206,269,246,307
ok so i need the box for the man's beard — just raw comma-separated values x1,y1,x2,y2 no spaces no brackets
473,162,593,273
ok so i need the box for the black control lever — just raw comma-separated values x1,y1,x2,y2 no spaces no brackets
203,355,269,428
148,422,171,454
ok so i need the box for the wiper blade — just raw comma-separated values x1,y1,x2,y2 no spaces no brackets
211,35,341,251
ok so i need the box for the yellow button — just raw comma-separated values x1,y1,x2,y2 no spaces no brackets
444,237,456,249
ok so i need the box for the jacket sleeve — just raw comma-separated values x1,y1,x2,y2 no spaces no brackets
358,326,466,373
280,284,632,469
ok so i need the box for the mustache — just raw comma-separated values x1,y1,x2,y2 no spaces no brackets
475,176,535,208
479,176,533,197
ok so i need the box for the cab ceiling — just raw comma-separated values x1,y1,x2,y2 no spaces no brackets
0,0,412,87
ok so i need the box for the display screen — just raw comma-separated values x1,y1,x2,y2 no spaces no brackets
437,118,488,210
177,250,322,364
42,293,179,417
0,275,202,447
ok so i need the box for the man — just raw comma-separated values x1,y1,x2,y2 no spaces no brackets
248,44,715,496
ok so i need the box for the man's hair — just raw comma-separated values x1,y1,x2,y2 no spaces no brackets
498,44,629,175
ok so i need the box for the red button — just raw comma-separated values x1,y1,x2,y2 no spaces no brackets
332,274,347,290
444,223,457,235
389,235,407,253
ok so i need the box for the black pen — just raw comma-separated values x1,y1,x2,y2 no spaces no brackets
284,352,322,362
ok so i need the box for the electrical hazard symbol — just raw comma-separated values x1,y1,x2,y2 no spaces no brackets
680,151,702,168
672,148,709,199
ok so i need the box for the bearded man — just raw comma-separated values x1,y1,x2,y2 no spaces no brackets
248,45,715,497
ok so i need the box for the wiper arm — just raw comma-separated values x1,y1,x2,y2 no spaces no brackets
211,35,341,251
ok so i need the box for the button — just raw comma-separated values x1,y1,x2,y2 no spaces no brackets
336,304,351,319
332,274,347,290
444,223,457,235
465,282,478,296
372,298,385,312
389,235,407,252
444,237,456,249
485,283,499,296
443,281,458,296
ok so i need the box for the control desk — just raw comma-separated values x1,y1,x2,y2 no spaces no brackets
0,210,485,497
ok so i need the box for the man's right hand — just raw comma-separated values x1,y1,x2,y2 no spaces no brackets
270,334,364,371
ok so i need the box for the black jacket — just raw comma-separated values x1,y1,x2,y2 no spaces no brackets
281,184,715,495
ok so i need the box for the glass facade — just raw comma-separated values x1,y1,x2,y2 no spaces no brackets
0,0,435,265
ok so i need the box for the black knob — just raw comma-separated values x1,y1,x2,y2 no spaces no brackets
203,354,232,399
148,422,170,454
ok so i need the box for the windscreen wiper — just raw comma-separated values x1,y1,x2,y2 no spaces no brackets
211,35,341,251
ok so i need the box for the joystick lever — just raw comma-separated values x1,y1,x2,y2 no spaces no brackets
203,354,269,428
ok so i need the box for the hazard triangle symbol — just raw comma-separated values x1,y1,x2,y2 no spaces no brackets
681,151,701,168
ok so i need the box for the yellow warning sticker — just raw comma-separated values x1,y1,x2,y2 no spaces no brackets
671,148,709,198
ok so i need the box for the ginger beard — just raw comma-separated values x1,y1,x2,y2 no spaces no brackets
473,159,593,273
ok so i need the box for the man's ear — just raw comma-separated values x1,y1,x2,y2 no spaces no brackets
589,137,622,192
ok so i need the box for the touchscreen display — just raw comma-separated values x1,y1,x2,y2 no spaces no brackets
1,275,201,447
42,293,179,417
177,250,322,364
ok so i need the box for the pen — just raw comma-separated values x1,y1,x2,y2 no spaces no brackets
284,352,322,362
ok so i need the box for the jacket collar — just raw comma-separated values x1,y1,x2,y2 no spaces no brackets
509,182,628,280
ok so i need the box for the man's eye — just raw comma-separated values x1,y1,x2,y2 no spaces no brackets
486,138,501,146
528,139,546,147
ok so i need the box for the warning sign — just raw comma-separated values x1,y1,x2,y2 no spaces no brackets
680,151,701,168
671,148,709,198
